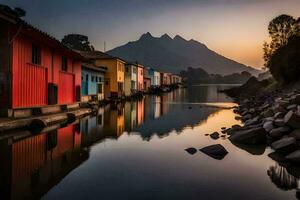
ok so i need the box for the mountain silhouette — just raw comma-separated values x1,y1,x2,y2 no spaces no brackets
107,32,259,75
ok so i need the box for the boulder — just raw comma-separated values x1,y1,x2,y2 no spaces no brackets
284,111,300,129
273,118,285,127
274,112,285,119
242,114,252,121
210,132,219,140
231,124,242,130
290,94,300,105
286,150,300,162
271,137,298,153
263,121,274,132
200,144,228,160
262,109,274,118
287,104,297,111
269,127,291,138
289,129,300,140
229,127,267,144
185,147,197,155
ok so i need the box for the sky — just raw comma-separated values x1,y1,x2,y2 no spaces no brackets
1,0,300,69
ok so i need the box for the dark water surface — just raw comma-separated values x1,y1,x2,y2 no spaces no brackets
0,85,298,200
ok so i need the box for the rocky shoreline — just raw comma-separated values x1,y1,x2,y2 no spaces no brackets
227,88,300,163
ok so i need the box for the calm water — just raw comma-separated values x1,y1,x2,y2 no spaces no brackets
0,85,298,200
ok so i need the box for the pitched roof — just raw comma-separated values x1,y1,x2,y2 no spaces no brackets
0,4,84,60
77,50,126,63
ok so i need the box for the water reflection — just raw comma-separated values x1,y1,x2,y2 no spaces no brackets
1,85,298,200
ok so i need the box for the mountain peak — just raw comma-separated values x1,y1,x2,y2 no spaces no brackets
140,32,153,40
174,35,186,42
161,33,172,40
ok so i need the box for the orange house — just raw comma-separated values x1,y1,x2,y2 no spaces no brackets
79,51,125,99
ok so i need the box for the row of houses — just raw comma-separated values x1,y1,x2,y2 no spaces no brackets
0,5,181,117
79,51,182,102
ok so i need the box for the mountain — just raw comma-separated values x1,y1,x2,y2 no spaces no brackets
107,32,260,75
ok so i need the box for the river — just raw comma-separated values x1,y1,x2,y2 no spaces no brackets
0,85,298,200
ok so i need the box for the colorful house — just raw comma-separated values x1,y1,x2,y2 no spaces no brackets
162,73,172,85
143,67,151,92
137,64,144,92
171,74,182,85
0,6,83,117
149,68,161,87
79,51,125,99
81,63,106,102
124,63,138,96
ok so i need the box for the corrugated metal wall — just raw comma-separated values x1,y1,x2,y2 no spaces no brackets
58,71,75,104
12,134,47,181
12,37,48,108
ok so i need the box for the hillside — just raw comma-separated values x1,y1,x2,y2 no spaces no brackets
107,32,260,75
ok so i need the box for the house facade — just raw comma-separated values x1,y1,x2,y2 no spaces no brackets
124,63,137,96
143,67,151,92
81,63,106,102
0,7,83,117
162,73,172,85
149,68,161,87
137,64,144,92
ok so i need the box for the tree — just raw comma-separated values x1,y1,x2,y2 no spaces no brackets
264,14,299,68
269,36,300,83
61,34,94,51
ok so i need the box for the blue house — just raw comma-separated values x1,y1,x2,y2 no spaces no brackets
81,63,107,102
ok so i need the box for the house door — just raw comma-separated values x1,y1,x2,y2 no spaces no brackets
58,71,75,104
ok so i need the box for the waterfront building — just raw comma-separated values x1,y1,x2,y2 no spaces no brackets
143,67,151,92
162,73,172,85
124,63,138,96
0,6,83,117
149,69,161,87
137,64,144,92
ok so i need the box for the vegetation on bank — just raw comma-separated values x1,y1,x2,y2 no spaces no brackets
180,67,252,85
225,14,300,98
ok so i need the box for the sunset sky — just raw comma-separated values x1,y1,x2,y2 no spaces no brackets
2,0,300,69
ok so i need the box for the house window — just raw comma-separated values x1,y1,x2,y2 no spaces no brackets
95,77,98,82
32,44,41,65
85,74,89,82
62,57,68,71
126,66,129,73
91,76,94,82
105,81,109,85
98,77,102,82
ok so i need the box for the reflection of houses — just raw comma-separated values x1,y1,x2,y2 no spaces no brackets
80,108,105,147
154,96,162,119
0,6,83,117
0,124,87,199
81,63,107,102
124,63,138,96
103,105,125,137
137,98,145,126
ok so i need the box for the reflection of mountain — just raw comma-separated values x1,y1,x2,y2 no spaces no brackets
0,124,88,199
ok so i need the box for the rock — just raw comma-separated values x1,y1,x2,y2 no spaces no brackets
274,112,285,119
241,110,249,116
269,127,291,138
204,134,209,136
273,118,285,127
185,147,197,155
268,152,289,163
289,129,300,140
290,94,300,104
278,99,290,107
271,137,298,153
210,132,219,140
262,109,274,118
200,144,228,160
242,114,252,121
262,117,274,123
249,108,256,114
221,127,226,130
286,150,300,162
284,111,300,129
263,121,274,132
229,127,267,144
232,124,242,130
287,104,297,111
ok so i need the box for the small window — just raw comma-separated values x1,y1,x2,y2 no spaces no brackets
91,76,94,82
62,57,68,71
126,66,129,73
85,74,89,82
98,83,103,93
32,44,41,65
95,77,98,82
105,81,109,85
98,77,102,82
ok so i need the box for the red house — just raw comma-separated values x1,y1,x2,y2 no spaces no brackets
0,5,83,117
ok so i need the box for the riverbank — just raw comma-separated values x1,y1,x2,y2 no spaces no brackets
222,77,300,164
